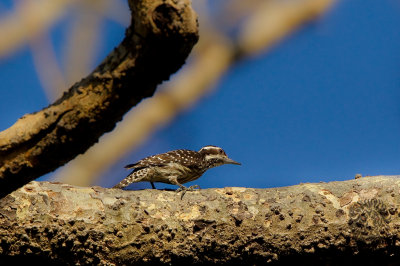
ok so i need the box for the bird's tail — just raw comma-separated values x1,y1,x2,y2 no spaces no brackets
113,171,137,189
112,181,127,189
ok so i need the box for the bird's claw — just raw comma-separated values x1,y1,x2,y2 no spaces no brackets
188,185,201,190
177,185,200,199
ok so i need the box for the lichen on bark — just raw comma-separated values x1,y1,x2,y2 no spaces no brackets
1,176,400,264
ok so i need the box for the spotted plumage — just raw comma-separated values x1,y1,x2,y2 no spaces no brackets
113,145,240,190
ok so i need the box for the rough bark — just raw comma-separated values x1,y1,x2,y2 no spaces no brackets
1,176,400,265
0,0,198,198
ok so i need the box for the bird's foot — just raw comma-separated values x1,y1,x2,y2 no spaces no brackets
176,185,200,192
188,185,201,190
177,185,200,199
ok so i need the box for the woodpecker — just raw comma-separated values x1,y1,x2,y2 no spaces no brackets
113,145,241,191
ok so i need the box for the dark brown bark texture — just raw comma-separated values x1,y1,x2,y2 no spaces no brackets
0,0,199,199
1,176,400,265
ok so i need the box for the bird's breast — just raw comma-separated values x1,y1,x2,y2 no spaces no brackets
152,163,204,184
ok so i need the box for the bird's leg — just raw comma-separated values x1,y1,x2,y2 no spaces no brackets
150,182,156,189
177,185,201,200
175,184,200,192
174,183,187,192
168,177,199,199
187,185,200,190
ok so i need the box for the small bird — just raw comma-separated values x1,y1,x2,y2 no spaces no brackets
113,145,241,192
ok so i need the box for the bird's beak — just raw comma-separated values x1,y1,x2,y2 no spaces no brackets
224,158,241,165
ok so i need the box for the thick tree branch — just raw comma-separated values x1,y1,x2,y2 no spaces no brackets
1,176,400,264
0,0,199,198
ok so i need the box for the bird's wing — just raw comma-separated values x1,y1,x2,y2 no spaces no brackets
124,150,201,169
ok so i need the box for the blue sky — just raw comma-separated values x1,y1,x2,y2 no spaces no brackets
1,0,400,190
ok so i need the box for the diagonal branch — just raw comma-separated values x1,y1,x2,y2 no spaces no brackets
55,0,335,187
0,0,199,198
1,176,399,264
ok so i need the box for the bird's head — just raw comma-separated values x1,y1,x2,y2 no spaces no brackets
199,145,241,168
